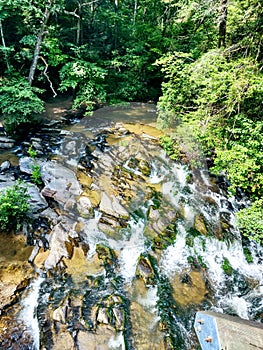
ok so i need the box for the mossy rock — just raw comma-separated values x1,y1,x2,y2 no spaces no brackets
138,159,151,176
136,254,155,285
221,258,233,275
96,243,116,264
194,214,208,236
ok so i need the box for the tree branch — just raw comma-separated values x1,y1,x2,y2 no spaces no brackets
39,56,57,97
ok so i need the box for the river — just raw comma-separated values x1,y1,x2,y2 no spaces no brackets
0,102,262,349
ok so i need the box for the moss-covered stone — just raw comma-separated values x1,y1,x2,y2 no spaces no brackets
221,257,233,275
96,243,116,265
194,214,208,236
136,254,155,285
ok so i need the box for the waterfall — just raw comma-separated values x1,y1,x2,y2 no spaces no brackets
5,104,261,349
18,275,45,350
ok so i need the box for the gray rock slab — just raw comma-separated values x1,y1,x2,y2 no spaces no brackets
99,192,129,219
26,184,48,213
0,160,11,171
19,156,36,174
41,160,82,206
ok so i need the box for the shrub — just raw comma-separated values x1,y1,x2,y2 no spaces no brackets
0,183,31,232
31,165,42,185
59,60,107,112
0,77,44,133
237,199,263,244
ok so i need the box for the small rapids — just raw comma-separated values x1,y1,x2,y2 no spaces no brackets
18,275,45,350
0,103,262,349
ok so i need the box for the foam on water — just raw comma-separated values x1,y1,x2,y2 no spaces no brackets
160,224,189,275
83,213,146,284
109,218,146,283
108,332,126,349
19,275,45,350
138,285,159,311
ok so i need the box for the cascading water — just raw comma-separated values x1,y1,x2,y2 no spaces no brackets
1,103,262,349
18,275,45,350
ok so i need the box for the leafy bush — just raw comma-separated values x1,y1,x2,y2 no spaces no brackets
0,77,44,133
157,50,263,197
59,60,107,112
0,183,31,232
237,199,263,244
31,165,42,185
160,135,179,160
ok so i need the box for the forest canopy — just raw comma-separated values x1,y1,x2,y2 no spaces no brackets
0,0,262,242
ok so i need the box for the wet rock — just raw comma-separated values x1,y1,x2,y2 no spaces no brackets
53,299,70,324
138,159,151,176
98,214,125,236
96,243,116,264
96,307,109,325
0,160,11,171
99,192,129,219
44,220,78,270
0,136,15,149
0,316,34,350
112,306,125,331
0,173,15,182
136,255,155,285
19,156,36,174
77,195,93,218
0,282,20,310
41,161,82,206
39,207,60,226
77,328,117,350
194,214,208,235
27,184,48,214
52,330,75,350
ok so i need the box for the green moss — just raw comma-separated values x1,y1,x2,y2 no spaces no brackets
243,247,253,263
221,258,233,275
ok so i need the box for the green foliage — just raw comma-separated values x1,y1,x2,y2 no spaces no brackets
31,164,42,185
0,183,30,232
160,135,179,160
59,60,107,111
0,77,44,133
27,144,38,158
221,257,233,275
157,50,263,197
243,247,253,263
237,199,263,244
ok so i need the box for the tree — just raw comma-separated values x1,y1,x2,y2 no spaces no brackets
218,0,228,48
28,1,52,86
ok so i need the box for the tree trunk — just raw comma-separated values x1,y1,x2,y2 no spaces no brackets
28,4,51,86
218,0,228,48
0,19,10,72
133,0,138,26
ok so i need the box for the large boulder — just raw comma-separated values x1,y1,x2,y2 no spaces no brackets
99,192,129,219
44,218,78,270
41,161,82,206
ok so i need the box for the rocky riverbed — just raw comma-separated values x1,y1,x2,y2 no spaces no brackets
0,102,262,349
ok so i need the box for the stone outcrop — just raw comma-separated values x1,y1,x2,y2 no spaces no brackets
41,160,82,206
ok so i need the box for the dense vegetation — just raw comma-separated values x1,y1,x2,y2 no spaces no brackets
0,183,30,231
0,0,262,242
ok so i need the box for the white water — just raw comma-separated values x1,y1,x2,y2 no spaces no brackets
83,214,147,284
18,275,45,350
108,332,126,349
157,162,263,321
117,219,146,282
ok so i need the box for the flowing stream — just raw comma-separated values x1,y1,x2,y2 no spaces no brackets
0,102,262,349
